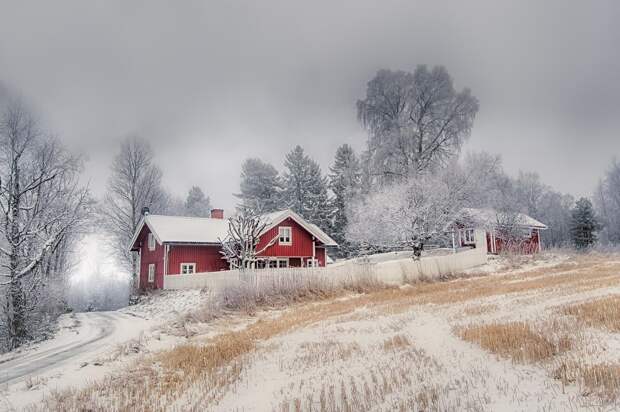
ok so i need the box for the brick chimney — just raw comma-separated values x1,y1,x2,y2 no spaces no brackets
210,208,224,219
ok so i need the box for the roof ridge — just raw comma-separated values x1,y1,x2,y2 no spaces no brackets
147,214,226,221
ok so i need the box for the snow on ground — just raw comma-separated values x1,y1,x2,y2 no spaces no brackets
121,288,208,321
0,289,216,411
463,251,571,276
3,252,620,411
0,310,155,411
330,247,456,266
209,308,582,411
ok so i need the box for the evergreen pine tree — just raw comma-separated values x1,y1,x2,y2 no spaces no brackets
328,144,361,257
282,146,331,231
570,197,598,249
236,158,282,213
184,186,212,217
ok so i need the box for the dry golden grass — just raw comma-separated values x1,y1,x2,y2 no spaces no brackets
278,345,456,412
460,303,499,317
382,334,412,351
39,288,390,411
563,295,620,332
554,360,620,401
38,254,620,410
379,258,620,315
458,321,571,363
292,340,362,367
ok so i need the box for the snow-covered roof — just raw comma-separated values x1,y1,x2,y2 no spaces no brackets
135,214,229,247
460,208,548,230
129,209,338,250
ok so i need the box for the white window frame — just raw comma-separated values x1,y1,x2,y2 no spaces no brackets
463,228,475,245
148,263,155,283
306,258,319,268
148,233,156,251
278,226,292,245
268,258,289,268
180,262,196,275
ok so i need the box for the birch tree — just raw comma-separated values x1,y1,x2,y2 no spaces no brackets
0,102,90,350
357,66,479,185
101,137,167,290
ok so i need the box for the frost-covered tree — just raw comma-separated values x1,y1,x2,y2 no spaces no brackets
357,66,479,185
457,152,573,247
328,144,361,257
236,158,282,213
347,172,463,259
511,171,573,247
0,101,91,350
184,186,212,217
282,146,331,230
101,137,168,291
594,159,620,244
218,208,276,269
570,198,598,249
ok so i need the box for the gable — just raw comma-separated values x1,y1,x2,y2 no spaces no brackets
259,210,337,246
257,217,316,257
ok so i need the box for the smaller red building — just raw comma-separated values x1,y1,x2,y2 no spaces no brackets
456,208,547,255
129,209,337,290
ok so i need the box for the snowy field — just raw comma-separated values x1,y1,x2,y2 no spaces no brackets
3,252,620,411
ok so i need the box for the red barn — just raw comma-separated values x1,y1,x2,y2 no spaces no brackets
129,209,337,290
456,208,547,255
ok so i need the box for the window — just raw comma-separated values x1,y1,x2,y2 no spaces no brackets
463,229,475,245
278,226,292,245
306,258,318,268
148,263,155,283
148,233,156,251
268,258,289,268
180,263,196,274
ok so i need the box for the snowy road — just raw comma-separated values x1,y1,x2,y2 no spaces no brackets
0,311,148,386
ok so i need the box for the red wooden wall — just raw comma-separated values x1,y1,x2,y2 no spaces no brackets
167,244,228,274
459,228,542,255
137,225,165,290
257,217,320,257
493,229,541,254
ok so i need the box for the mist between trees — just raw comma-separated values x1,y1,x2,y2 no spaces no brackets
2,65,618,353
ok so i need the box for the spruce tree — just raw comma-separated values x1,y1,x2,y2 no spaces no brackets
570,197,598,249
185,186,212,217
328,144,361,257
236,158,282,213
282,146,331,231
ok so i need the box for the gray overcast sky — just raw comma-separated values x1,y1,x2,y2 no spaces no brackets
1,0,619,211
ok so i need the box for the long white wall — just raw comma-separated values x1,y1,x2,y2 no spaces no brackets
163,230,488,291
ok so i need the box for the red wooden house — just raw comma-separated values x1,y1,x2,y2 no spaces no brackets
455,208,547,255
129,209,337,289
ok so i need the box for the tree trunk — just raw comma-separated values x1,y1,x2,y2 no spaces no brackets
7,159,28,349
7,279,27,350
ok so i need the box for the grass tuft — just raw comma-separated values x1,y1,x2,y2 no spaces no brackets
458,321,571,363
